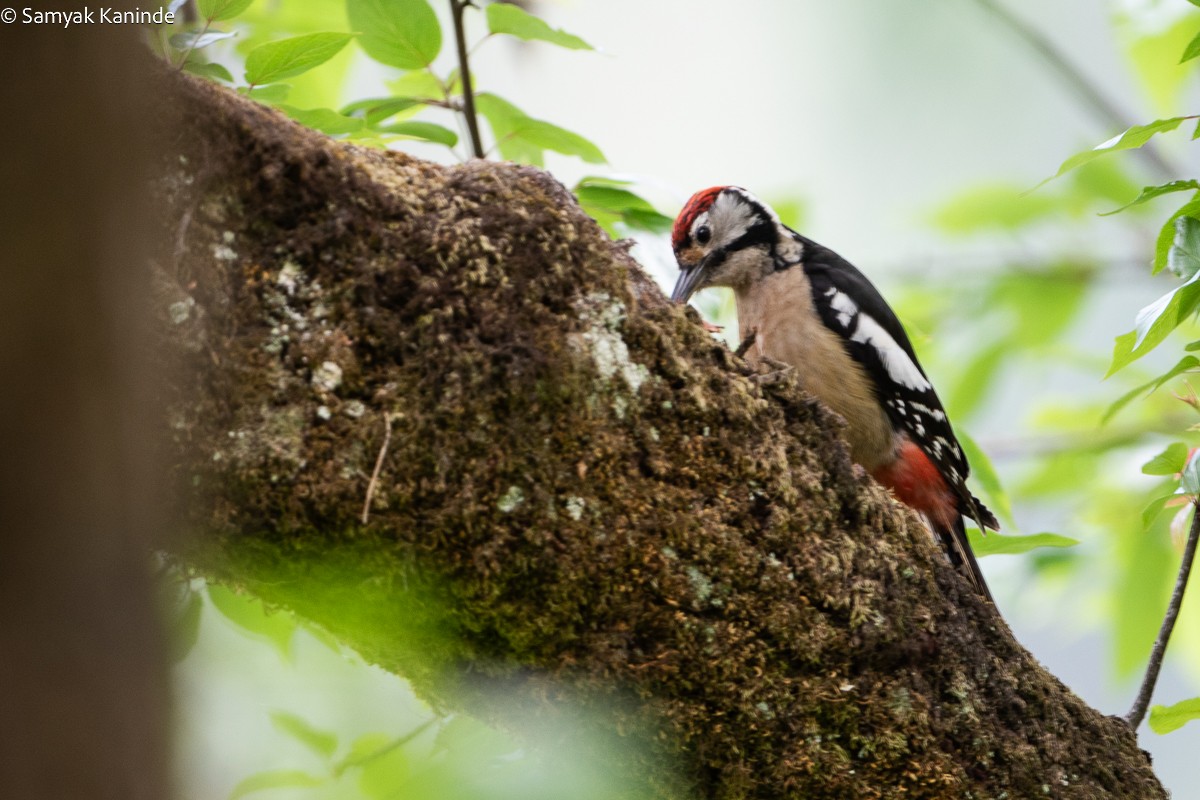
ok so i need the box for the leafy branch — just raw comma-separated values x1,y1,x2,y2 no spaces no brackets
1127,496,1200,729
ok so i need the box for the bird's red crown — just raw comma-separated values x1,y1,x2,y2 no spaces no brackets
671,186,727,251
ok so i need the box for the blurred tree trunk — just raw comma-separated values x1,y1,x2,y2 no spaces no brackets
158,71,1165,799
0,14,170,800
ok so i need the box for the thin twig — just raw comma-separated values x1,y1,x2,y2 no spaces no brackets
449,0,485,159
973,0,1177,181
1125,499,1200,729
734,328,757,359
361,412,396,525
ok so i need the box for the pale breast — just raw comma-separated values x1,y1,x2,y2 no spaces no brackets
735,270,898,470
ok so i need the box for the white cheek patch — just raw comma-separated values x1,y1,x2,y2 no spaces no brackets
851,313,932,391
709,192,757,248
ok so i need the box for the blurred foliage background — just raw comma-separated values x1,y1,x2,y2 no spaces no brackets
159,0,1200,797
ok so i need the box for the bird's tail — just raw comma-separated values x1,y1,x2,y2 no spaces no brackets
934,515,993,603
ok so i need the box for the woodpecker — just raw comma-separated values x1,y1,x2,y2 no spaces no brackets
670,186,998,601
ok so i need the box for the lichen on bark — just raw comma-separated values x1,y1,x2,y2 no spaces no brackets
155,71,1165,799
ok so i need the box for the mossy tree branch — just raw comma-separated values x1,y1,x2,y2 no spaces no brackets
155,70,1165,799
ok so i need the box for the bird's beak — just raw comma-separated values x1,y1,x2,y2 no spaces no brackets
670,260,706,304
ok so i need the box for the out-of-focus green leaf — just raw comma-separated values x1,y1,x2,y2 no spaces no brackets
959,430,1013,526
1142,442,1190,476
1155,197,1200,274
1107,271,1200,376
1113,499,1173,678
182,60,235,82
244,32,355,86
767,197,806,230
1119,14,1198,114
476,93,605,166
348,0,442,69
246,83,291,103
198,0,253,21
207,584,297,660
1104,356,1200,423
945,343,1004,421
997,268,1088,347
228,770,324,799
1046,118,1192,183
1101,180,1200,216
340,96,422,124
966,530,1078,556
279,105,366,134
170,29,238,50
1149,697,1200,733
357,733,412,799
386,69,445,101
929,182,1058,234
1064,157,1141,211
1169,216,1200,281
270,711,339,759
376,121,458,146
485,3,593,49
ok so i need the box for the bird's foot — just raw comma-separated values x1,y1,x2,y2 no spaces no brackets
749,356,793,386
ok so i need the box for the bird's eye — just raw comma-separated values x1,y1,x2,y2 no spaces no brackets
695,225,712,245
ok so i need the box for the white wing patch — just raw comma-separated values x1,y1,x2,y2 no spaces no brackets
827,289,857,328
850,313,932,391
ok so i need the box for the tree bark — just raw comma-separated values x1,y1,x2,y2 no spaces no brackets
157,70,1164,799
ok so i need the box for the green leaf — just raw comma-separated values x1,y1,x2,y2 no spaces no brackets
958,430,1013,526
1101,180,1200,216
279,105,366,135
270,711,339,759
1182,29,1200,64
1107,271,1200,376
1169,215,1200,281
206,584,297,660
485,3,593,50
476,93,605,166
244,32,355,86
347,0,442,69
1046,118,1193,182
1142,442,1190,476
340,96,422,124
228,770,324,799
965,530,1079,556
1142,492,1179,530
1155,197,1200,274
385,69,445,101
182,60,235,82
1104,356,1200,423
198,0,254,22
1149,696,1200,733
1182,450,1200,495
574,181,672,235
246,84,291,103
376,121,458,146
517,119,605,163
